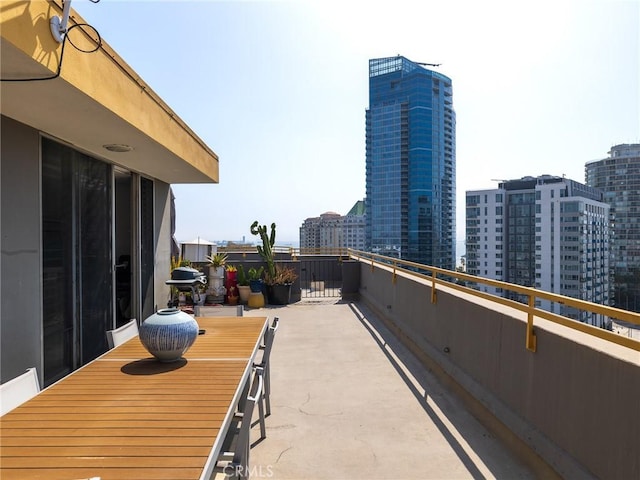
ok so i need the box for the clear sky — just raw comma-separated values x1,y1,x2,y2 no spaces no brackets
73,0,639,250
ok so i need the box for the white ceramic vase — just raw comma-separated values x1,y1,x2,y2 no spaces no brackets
139,308,198,362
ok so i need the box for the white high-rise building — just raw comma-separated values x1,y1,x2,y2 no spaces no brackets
466,175,611,327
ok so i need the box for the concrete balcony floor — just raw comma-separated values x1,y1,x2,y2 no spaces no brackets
238,300,559,480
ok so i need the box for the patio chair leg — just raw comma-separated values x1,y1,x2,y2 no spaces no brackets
258,391,266,440
264,365,271,417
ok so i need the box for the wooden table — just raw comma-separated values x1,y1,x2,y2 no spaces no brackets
0,316,268,480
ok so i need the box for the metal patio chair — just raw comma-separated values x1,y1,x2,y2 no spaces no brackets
255,316,279,418
216,366,264,479
106,319,139,349
196,305,244,317
0,367,40,416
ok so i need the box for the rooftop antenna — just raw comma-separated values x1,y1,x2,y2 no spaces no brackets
50,0,73,43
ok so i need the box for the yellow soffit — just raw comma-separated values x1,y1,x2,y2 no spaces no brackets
0,0,219,184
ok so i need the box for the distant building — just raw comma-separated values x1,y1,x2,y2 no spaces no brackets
343,200,366,251
300,201,365,251
466,175,611,327
586,144,640,313
365,56,456,268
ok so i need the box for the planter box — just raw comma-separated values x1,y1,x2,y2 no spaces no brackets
267,284,291,305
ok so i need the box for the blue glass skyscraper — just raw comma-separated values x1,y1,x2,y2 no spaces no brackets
365,56,456,268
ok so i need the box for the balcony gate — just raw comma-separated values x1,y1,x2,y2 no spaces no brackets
299,256,344,298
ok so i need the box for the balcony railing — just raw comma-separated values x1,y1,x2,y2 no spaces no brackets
348,249,640,353
219,245,640,352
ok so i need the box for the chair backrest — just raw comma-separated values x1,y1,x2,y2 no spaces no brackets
259,317,279,367
106,319,139,349
196,305,243,317
233,366,264,470
1,367,40,416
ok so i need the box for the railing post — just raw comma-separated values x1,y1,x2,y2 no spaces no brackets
392,261,397,284
526,294,537,352
431,270,437,304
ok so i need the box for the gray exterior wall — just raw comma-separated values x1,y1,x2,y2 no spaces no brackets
1,116,44,385
155,181,173,311
1,115,174,385
357,261,639,480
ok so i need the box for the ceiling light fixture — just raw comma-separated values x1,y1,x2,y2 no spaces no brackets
103,144,133,153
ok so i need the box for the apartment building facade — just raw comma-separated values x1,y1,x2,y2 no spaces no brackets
466,175,611,326
586,144,640,313
299,201,365,251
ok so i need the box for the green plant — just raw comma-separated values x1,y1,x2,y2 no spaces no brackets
250,221,276,279
247,266,264,282
265,263,297,286
237,265,249,286
171,255,192,270
169,256,192,301
225,264,237,272
206,252,228,269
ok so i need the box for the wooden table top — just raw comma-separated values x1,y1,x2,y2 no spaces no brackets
0,316,268,480
103,317,268,361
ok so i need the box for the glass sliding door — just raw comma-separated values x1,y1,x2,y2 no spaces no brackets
41,141,75,385
77,154,112,362
41,138,112,386
114,169,133,328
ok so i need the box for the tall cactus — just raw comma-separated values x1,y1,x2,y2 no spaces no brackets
250,221,276,278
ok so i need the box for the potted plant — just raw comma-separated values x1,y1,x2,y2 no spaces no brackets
247,266,265,293
169,256,192,306
250,221,276,280
195,281,207,306
206,252,227,272
225,264,238,285
236,265,251,304
206,252,227,302
264,263,298,305
225,265,238,303
227,285,239,306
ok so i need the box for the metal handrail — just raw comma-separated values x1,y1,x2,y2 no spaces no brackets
348,249,640,353
219,245,350,257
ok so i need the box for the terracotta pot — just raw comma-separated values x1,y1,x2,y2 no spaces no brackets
237,285,251,303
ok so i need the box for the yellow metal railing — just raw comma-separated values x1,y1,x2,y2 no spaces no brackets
348,249,640,353
219,245,351,258
218,244,300,256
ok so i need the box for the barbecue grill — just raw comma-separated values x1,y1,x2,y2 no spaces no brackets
166,266,207,307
